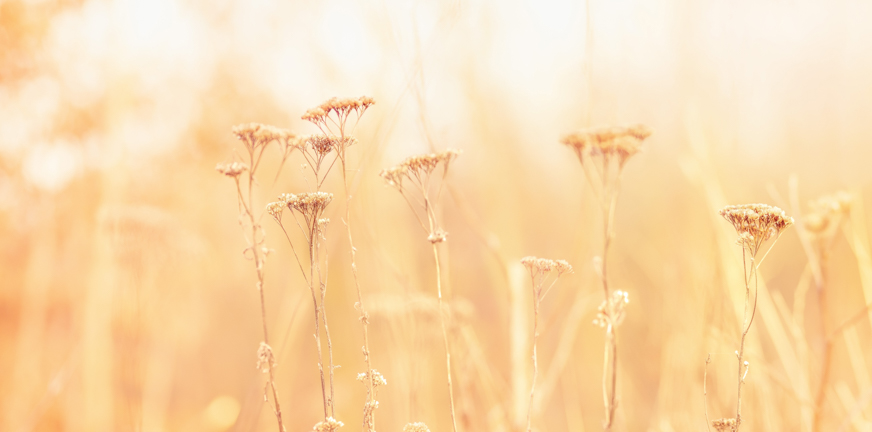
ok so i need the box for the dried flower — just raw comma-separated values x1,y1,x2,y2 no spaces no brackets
312,417,344,432
719,203,794,255
232,123,294,151
561,124,653,166
593,290,629,329
403,423,430,432
380,149,462,181
804,191,852,234
282,192,333,220
428,229,448,244
302,96,376,129
357,369,387,387
256,342,276,373
711,418,737,432
215,162,248,178
266,202,284,221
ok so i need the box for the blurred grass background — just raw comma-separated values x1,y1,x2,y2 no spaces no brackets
2,0,872,431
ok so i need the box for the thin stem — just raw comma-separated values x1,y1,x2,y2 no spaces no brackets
735,249,757,431
704,354,712,432
526,288,540,432
238,148,284,432
308,236,329,418
433,243,459,432
340,156,378,432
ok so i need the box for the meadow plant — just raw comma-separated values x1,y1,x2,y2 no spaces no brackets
520,256,572,432
216,122,298,432
268,191,336,419
561,124,652,430
302,96,381,431
798,191,852,431
380,148,462,432
715,203,793,431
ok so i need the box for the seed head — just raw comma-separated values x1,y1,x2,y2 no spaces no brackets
256,342,276,373
232,123,293,150
266,201,284,221
711,418,737,432
719,203,794,253
593,290,629,328
281,192,333,219
561,124,653,165
804,191,852,234
403,423,431,432
215,162,248,178
312,417,344,432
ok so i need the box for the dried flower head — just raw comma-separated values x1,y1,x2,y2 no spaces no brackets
232,123,293,151
428,229,448,244
711,418,737,432
593,290,629,329
312,417,344,432
382,149,462,181
719,203,794,255
256,342,276,373
804,191,852,234
215,162,248,178
282,192,333,220
521,256,573,276
357,369,387,387
308,134,338,157
302,96,375,130
403,423,431,432
561,124,653,166
266,201,284,221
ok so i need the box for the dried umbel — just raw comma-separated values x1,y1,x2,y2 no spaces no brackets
312,417,344,432
232,123,296,152
403,423,431,432
282,192,333,225
379,149,461,242
561,124,653,167
804,191,851,234
521,256,572,432
720,203,794,256
593,290,629,329
256,342,276,373
303,96,375,129
380,149,462,191
215,162,248,178
711,418,737,432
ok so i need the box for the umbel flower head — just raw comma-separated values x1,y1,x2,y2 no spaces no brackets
403,423,431,432
232,123,295,151
719,203,794,256
281,192,333,220
312,417,344,432
215,162,248,178
379,149,461,191
561,124,653,167
804,191,852,234
711,418,737,432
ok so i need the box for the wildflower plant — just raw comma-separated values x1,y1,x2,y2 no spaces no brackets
716,203,793,431
561,124,652,430
520,257,572,432
380,148,462,432
302,96,381,431
267,191,337,419
217,122,299,432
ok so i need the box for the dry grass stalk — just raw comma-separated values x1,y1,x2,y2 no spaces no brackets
380,148,462,432
719,203,793,431
303,95,381,431
796,191,853,431
217,122,298,432
561,124,652,430
520,256,572,432
268,191,336,419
